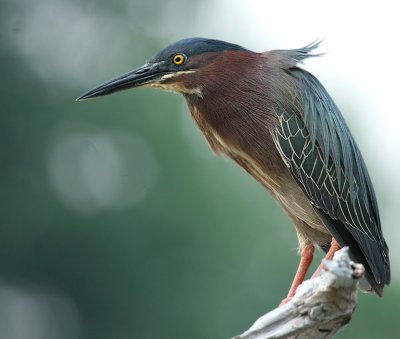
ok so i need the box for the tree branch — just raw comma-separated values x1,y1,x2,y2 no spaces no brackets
232,247,364,339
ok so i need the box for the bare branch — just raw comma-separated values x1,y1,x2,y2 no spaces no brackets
232,247,364,339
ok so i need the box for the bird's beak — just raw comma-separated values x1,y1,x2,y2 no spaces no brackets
76,62,167,100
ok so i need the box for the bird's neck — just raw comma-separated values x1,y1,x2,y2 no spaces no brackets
185,91,287,195
184,75,278,157
182,51,288,183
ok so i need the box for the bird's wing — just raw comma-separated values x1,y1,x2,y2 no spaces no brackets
271,67,390,294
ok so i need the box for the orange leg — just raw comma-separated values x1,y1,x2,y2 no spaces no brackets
280,244,314,305
311,238,341,278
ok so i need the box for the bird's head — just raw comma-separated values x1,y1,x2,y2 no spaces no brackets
77,37,251,101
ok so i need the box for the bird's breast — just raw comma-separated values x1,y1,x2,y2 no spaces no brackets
188,104,282,193
187,102,325,233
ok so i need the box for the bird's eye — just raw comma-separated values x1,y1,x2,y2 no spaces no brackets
172,53,187,65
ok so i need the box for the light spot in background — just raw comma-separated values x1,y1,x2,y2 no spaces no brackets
47,126,158,214
0,282,82,339
7,0,128,86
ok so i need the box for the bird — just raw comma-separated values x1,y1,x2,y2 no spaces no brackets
77,37,390,302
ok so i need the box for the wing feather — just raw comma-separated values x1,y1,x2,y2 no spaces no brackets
271,65,390,293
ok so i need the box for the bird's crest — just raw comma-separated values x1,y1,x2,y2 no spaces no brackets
286,40,324,65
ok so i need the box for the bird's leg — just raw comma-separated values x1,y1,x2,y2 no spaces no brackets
311,238,341,278
280,244,314,305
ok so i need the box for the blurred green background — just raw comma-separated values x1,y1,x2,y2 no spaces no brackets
1,0,399,338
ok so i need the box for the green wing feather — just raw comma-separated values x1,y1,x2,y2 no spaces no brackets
272,56,390,293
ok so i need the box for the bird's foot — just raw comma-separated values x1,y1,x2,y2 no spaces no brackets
311,238,341,278
279,244,314,306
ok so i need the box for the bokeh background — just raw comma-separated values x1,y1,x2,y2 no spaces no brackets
1,0,399,338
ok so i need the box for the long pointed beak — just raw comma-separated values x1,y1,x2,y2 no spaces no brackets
76,62,167,101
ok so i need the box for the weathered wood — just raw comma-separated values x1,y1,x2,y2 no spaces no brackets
232,247,364,339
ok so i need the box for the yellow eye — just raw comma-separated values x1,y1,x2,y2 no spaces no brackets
172,53,187,65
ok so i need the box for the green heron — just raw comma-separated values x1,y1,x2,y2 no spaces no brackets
77,37,390,302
